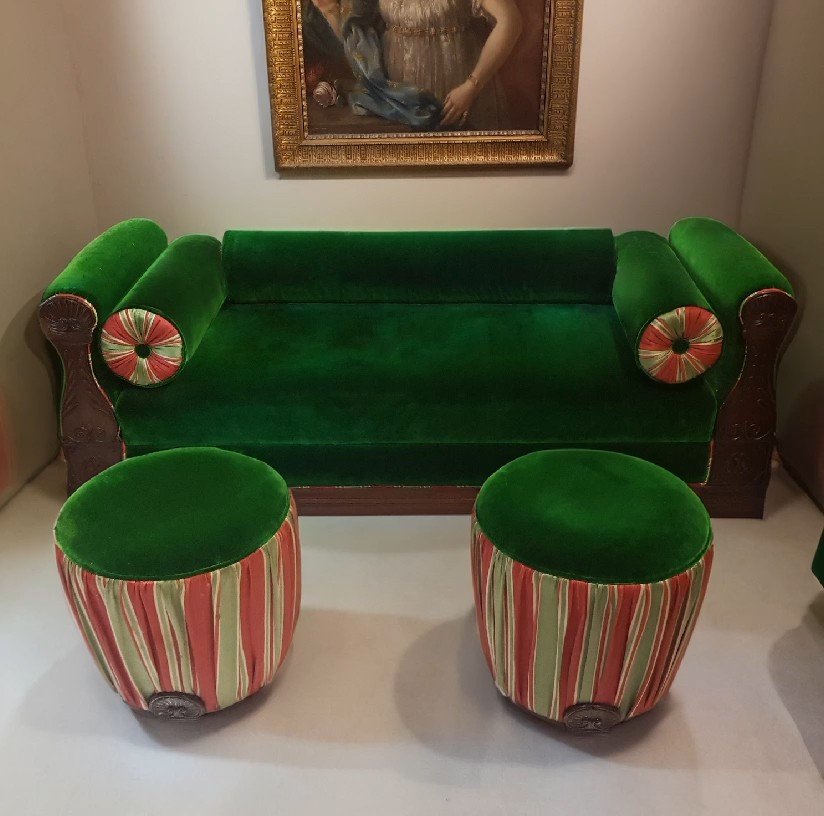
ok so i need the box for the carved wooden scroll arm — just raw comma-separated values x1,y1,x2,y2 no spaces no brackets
39,294,124,494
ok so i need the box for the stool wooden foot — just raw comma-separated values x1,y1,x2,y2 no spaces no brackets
563,703,622,735
147,692,206,721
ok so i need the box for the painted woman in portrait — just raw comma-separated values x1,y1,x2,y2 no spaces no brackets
305,0,523,130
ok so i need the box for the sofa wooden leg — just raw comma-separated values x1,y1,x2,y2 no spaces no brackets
39,294,124,494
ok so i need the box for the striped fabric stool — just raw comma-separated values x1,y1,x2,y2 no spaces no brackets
472,449,713,734
54,448,300,720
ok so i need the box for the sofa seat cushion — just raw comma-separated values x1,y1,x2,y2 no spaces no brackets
113,303,718,486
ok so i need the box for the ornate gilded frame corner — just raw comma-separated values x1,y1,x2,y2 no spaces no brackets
262,0,584,169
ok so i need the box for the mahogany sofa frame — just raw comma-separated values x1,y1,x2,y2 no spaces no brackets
40,288,797,518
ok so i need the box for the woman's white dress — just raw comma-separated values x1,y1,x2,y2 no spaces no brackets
379,0,509,129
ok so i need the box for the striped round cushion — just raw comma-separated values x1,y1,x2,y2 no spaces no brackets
472,449,713,733
100,308,183,386
56,502,299,717
53,448,300,718
472,527,712,729
638,305,723,384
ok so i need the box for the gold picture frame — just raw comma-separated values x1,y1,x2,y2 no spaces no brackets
263,0,583,169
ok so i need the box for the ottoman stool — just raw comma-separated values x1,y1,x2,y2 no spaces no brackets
53,447,300,720
471,449,713,734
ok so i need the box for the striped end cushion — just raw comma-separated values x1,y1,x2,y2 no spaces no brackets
471,520,713,725
638,305,723,384
56,499,300,714
100,308,183,386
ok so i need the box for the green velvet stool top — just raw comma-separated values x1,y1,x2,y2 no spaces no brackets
475,449,712,584
55,447,290,581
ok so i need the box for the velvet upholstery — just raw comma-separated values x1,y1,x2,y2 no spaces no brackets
108,235,226,371
613,232,716,364
113,303,717,485
222,229,618,304
475,449,712,584
42,220,792,493
42,219,168,319
55,448,290,580
669,218,794,401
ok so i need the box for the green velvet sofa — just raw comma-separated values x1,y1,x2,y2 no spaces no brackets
39,218,796,517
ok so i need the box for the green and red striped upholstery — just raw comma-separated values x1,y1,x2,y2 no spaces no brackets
472,449,713,730
56,498,300,714
638,306,723,385
53,447,299,716
472,523,712,722
101,308,184,386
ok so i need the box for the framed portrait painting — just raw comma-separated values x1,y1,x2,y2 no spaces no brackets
262,0,583,169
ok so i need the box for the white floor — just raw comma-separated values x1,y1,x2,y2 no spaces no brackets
1,461,824,815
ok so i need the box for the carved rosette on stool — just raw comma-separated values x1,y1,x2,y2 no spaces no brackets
53,448,301,719
471,450,714,733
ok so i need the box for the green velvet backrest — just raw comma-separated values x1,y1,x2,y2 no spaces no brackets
669,218,794,401
222,230,617,304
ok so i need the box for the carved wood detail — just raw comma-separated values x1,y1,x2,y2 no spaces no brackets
39,294,124,494
147,692,206,720
701,288,797,516
293,485,481,515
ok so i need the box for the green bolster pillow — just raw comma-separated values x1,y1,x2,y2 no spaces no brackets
100,235,225,387
42,219,168,320
613,231,723,384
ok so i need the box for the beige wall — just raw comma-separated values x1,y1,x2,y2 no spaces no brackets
0,3,97,504
740,0,824,507
60,0,772,238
